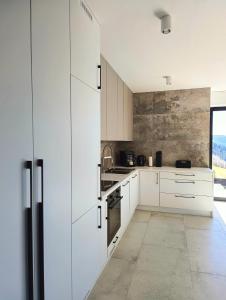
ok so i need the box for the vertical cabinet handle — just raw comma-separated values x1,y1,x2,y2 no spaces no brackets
97,65,101,90
98,206,102,229
156,173,159,184
98,164,102,200
25,161,34,300
37,159,45,300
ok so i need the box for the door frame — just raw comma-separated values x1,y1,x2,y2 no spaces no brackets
210,106,226,168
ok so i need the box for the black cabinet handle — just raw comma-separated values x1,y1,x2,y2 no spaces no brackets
98,205,102,229
25,161,34,300
97,65,101,90
37,159,45,300
113,236,119,244
98,163,102,200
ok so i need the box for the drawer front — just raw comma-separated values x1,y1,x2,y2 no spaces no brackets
160,178,213,197
160,171,213,182
160,193,213,211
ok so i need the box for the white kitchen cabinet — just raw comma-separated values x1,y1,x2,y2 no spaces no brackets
0,1,33,299
130,172,139,216
70,0,100,90
117,76,124,140
140,171,160,207
31,0,71,298
121,180,130,233
71,76,101,222
101,56,107,140
124,84,133,141
72,203,107,300
106,62,118,140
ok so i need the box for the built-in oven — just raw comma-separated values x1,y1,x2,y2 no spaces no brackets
106,187,122,246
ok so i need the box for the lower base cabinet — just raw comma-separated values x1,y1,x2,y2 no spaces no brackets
130,172,139,217
139,171,159,206
72,203,107,300
121,180,130,234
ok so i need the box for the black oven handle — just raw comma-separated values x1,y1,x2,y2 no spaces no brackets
108,196,123,209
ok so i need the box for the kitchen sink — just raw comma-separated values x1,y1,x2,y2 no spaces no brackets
105,168,135,174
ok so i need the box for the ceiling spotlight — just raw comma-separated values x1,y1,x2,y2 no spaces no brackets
161,15,171,34
163,76,172,85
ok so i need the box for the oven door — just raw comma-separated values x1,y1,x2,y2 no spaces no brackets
107,195,122,246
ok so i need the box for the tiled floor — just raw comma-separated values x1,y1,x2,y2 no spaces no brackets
89,205,226,300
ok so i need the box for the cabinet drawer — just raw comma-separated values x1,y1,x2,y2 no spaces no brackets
160,178,213,197
160,193,213,211
160,171,213,182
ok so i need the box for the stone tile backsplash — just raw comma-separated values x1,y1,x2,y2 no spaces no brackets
118,87,210,167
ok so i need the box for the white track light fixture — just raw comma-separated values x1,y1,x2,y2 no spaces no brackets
161,15,171,34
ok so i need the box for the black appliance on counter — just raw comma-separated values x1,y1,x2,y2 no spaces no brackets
120,151,136,167
137,155,147,166
176,160,192,168
155,151,162,167
106,187,122,246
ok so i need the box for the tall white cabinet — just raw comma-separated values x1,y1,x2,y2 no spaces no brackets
70,1,106,300
31,0,71,299
0,1,33,299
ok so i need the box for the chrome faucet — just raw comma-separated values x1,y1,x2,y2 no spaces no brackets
102,144,114,172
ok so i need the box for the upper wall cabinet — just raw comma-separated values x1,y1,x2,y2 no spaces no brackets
101,56,133,141
70,0,100,90
123,84,133,141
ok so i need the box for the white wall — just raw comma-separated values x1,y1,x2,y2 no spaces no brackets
211,91,226,107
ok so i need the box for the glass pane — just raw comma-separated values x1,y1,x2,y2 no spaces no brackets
212,110,226,200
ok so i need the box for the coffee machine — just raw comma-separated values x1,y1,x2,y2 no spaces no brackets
120,151,136,167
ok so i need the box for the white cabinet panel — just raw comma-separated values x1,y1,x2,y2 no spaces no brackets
130,172,139,216
0,1,33,299
72,204,107,300
140,171,160,207
160,178,213,197
160,193,213,212
121,180,130,233
71,76,100,222
31,0,71,299
101,56,107,140
70,0,100,90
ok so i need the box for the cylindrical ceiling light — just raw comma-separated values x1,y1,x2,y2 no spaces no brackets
161,15,171,34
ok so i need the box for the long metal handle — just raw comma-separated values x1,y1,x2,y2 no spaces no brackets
25,161,34,300
132,174,137,179
175,180,195,184
97,65,101,90
98,164,102,200
175,173,195,177
113,236,119,244
175,194,196,199
98,206,102,229
105,199,108,220
37,159,45,300
156,173,159,184
122,181,129,187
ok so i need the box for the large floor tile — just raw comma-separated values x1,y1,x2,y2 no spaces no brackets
127,245,192,300
186,228,226,251
113,222,147,262
132,210,151,223
148,213,185,232
184,215,223,232
136,245,190,275
88,258,136,300
144,225,187,249
191,272,226,300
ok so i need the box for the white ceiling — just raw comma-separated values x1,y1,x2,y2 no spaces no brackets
87,0,226,93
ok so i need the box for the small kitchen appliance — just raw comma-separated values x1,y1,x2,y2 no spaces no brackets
120,151,136,167
155,151,162,167
137,155,147,166
176,160,191,168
